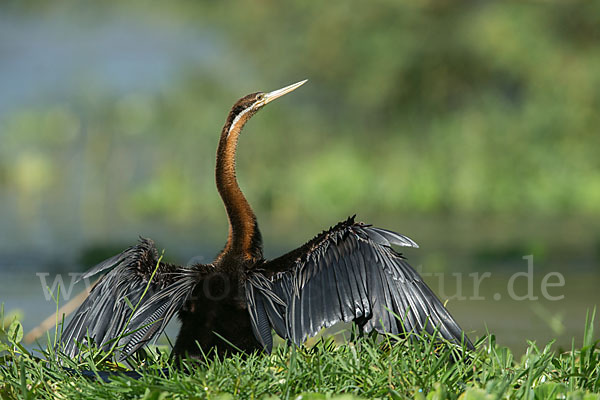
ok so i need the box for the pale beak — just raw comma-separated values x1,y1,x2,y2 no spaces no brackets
263,79,308,104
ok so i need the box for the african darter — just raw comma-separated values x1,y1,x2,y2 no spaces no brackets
61,80,473,360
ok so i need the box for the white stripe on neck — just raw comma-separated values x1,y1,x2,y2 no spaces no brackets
226,106,254,139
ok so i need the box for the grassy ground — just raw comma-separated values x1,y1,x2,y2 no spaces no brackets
0,309,598,399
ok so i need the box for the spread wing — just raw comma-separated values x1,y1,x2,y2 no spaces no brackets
245,216,473,352
60,238,200,359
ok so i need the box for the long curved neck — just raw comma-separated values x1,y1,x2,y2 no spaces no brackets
215,111,262,262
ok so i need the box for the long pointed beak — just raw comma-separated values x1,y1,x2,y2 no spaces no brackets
264,80,307,104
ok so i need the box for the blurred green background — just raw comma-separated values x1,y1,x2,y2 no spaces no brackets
0,1,598,353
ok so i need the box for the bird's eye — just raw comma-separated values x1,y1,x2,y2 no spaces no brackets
257,94,265,101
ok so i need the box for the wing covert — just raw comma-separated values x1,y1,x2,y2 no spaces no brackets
60,238,200,359
246,217,473,352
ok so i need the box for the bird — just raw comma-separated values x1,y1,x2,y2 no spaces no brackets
60,80,473,361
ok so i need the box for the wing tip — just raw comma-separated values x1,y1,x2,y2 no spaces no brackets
366,226,419,249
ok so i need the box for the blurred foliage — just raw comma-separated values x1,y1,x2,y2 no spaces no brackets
1,0,600,259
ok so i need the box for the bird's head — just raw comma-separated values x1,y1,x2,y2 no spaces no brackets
225,80,307,138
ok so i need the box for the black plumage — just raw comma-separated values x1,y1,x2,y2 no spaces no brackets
61,239,199,357
60,80,473,361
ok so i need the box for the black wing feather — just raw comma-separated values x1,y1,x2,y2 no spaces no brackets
245,216,473,350
60,238,200,359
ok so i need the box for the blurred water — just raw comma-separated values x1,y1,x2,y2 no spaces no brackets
0,6,227,263
0,7,220,116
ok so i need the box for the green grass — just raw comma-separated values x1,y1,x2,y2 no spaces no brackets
0,309,598,399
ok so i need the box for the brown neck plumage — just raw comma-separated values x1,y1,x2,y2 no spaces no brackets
215,107,262,262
